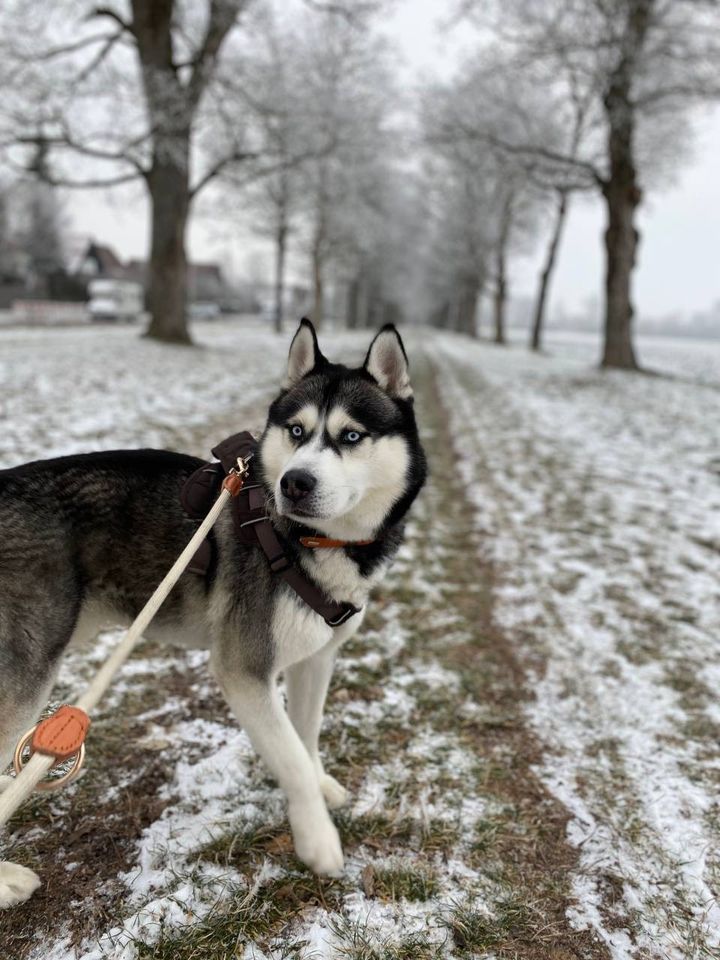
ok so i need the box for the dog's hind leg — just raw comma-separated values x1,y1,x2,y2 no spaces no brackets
211,650,344,876
285,643,348,810
0,667,59,909
0,600,74,909
0,673,58,776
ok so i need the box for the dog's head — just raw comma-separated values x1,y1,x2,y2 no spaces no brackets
259,319,427,541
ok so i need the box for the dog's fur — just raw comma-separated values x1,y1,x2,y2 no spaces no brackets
0,320,426,908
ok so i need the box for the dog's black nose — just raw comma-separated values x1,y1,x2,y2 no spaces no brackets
281,469,317,502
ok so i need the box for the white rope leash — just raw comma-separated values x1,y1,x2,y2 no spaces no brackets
0,483,235,830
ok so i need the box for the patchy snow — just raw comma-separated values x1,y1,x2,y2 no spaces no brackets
2,320,486,959
435,330,720,958
0,318,374,469
6,319,717,957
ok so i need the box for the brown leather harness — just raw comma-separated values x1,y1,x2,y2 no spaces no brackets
181,432,364,627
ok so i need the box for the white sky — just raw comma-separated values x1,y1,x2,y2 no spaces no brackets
67,0,720,321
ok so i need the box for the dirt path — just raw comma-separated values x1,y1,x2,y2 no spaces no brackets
383,354,611,960
3,352,610,959
431,334,720,959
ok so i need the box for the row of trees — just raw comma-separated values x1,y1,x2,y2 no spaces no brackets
424,0,720,368
0,0,402,341
0,0,719,368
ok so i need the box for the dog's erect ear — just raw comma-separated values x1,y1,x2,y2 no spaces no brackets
363,324,412,399
284,318,323,387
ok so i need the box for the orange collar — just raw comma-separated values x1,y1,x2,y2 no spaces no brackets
299,536,374,549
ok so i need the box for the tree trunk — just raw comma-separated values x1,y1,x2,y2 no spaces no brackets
458,277,480,337
493,191,514,345
273,220,287,334
531,189,569,352
599,0,651,371
347,274,361,329
364,275,382,328
311,247,324,328
601,171,640,369
133,0,192,345
145,153,191,344
493,268,506,345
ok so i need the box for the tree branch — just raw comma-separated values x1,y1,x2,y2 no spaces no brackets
634,82,720,108
92,6,134,35
187,0,246,109
4,152,142,189
190,147,260,198
75,28,127,83
13,128,150,179
14,31,121,62
303,0,382,21
430,122,607,189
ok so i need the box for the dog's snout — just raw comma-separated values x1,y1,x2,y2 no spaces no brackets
280,469,317,502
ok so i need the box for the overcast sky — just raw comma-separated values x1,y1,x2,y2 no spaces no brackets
68,0,720,321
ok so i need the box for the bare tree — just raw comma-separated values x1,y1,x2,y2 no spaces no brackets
422,73,543,342
459,0,720,369
196,1,400,333
529,73,593,352
22,140,65,289
0,0,254,343
223,10,310,334
291,10,394,328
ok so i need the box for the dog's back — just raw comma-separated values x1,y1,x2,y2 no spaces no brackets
0,449,209,769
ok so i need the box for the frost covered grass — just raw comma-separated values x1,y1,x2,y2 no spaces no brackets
435,330,720,959
3,320,716,958
0,318,289,468
2,323,513,959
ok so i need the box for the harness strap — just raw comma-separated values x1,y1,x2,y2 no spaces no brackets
250,511,360,627
181,432,361,628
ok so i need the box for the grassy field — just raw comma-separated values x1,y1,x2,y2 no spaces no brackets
1,322,718,959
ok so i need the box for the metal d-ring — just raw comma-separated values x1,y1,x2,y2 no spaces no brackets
12,725,86,793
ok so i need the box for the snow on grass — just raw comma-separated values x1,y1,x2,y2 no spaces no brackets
2,321,493,959
434,330,720,958
26,571,486,959
0,318,375,468
0,320,280,467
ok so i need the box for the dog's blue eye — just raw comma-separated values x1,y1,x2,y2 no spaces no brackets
343,430,362,444
289,424,304,440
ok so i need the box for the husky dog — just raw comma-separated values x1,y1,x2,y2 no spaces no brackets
0,320,426,908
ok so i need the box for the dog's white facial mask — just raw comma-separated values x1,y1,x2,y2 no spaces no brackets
262,405,410,539
261,322,413,540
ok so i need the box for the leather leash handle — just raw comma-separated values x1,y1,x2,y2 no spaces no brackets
12,705,91,793
31,705,90,760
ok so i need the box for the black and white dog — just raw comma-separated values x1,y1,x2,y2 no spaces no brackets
0,320,426,908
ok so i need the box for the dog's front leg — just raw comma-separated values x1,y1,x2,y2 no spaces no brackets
286,643,348,810
212,661,344,876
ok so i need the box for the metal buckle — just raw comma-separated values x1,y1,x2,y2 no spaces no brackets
13,725,86,792
232,453,253,478
325,605,359,627
240,515,268,528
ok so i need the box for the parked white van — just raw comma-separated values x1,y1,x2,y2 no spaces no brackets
88,279,144,322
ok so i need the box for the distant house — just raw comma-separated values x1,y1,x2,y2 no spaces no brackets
124,258,225,303
75,242,227,304
76,242,127,280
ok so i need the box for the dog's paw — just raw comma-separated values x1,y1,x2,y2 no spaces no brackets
0,861,41,909
320,773,349,810
289,804,344,877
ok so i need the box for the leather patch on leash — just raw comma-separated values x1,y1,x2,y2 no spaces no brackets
31,705,91,760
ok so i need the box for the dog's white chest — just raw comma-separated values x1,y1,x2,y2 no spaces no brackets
271,591,365,671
